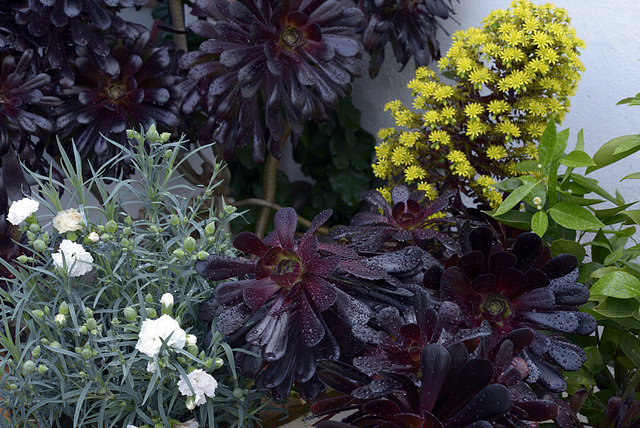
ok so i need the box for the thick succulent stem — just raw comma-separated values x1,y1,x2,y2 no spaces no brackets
168,0,188,53
254,152,279,239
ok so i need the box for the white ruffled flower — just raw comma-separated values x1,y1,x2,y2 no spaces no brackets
53,208,83,233
126,425,138,428
52,240,94,277
7,198,39,225
186,334,197,347
146,361,156,373
174,420,199,428
177,369,218,407
160,292,174,307
87,232,100,243
135,314,186,357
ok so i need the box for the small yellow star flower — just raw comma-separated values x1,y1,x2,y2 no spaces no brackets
487,145,508,160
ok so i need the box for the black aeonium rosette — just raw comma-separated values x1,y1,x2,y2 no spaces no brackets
427,226,596,392
179,0,365,162
55,30,180,171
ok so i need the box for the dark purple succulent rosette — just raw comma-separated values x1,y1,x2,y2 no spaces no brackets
179,0,365,162
196,207,409,400
313,342,513,428
12,0,148,88
55,30,180,170
431,226,596,392
329,185,457,256
358,0,454,78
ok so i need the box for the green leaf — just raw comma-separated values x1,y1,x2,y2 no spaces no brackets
531,211,548,237
568,173,620,205
623,210,640,226
550,239,586,265
586,134,640,174
523,181,547,208
621,172,640,181
493,177,523,192
511,160,542,172
603,246,624,267
560,150,596,167
575,129,585,151
590,271,640,299
593,202,636,220
558,195,604,206
548,202,605,230
617,331,640,366
538,119,557,168
329,134,349,169
593,297,639,318
486,210,533,231
494,179,539,216
328,168,371,207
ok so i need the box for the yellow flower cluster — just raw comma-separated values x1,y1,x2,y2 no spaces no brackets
373,0,584,208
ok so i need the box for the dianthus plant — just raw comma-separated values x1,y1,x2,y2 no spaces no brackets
372,0,584,208
0,128,264,427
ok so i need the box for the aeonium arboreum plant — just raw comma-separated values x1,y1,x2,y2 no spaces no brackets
195,206,417,401
0,127,265,427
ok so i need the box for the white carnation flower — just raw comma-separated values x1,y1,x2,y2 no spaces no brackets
135,314,186,357
146,361,156,374
160,293,174,307
186,334,197,347
53,208,83,233
174,420,199,428
87,232,100,243
177,369,218,407
52,240,94,277
7,198,39,225
126,425,138,428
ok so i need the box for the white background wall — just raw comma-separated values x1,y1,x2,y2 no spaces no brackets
351,0,640,203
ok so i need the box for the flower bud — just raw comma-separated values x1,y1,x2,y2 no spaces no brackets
160,293,174,315
49,341,61,349
81,348,93,360
146,124,160,143
29,223,40,233
123,307,137,322
32,309,44,319
183,236,196,253
100,233,110,242
79,326,88,335
124,215,133,226
187,345,198,356
41,231,50,243
105,220,118,234
205,222,216,235
32,345,41,358
185,334,197,347
146,308,157,318
22,360,37,375
66,231,78,242
37,364,48,374
197,251,209,261
58,301,69,315
85,318,98,331
170,215,180,226
233,387,244,399
185,396,196,410
173,249,184,258
214,358,224,369
54,313,67,327
145,293,154,303
33,239,46,252
17,255,28,263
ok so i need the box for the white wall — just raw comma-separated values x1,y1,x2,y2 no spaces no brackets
351,0,640,203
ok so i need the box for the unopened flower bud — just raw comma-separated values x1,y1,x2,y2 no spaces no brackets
146,308,157,318
85,318,98,330
33,239,46,252
17,255,28,263
233,387,244,399
22,360,37,375
124,215,133,226
49,341,61,349
173,249,184,258
205,222,216,235
58,301,69,315
124,307,137,322
79,326,88,335
105,220,118,234
214,358,224,369
66,231,78,242
183,236,196,253
29,223,40,233
170,215,180,226
32,346,41,358
145,293,154,304
81,348,93,359
197,251,209,261
185,334,197,347
185,396,196,410
37,364,48,374
54,313,67,327
32,309,44,319
84,232,100,244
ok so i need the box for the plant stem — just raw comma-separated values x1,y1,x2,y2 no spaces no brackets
254,152,279,239
168,0,188,53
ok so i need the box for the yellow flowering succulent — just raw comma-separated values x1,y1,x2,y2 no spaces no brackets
372,0,584,208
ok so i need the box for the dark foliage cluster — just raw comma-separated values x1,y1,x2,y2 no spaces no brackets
196,185,598,427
